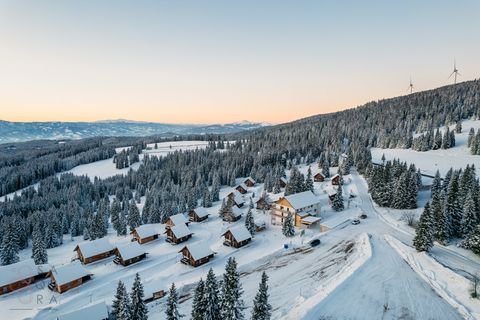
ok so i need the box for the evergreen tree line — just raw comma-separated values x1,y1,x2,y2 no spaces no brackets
114,144,144,169
411,125,456,152
468,127,480,155
166,257,271,320
414,165,480,255
366,159,421,209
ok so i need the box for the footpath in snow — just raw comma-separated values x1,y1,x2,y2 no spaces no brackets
385,235,480,320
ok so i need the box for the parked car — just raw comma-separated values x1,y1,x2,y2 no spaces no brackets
359,213,367,219
351,219,360,225
309,238,321,247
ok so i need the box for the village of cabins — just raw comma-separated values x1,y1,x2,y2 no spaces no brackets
0,174,342,316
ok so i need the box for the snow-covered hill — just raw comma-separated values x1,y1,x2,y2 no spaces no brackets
0,120,270,143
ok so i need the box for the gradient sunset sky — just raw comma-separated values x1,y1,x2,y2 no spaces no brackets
1,1,479,124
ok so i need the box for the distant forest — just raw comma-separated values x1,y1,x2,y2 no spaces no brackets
1,80,480,265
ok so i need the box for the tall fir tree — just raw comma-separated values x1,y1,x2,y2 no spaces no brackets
112,281,131,320
191,278,206,320
431,191,448,244
413,202,434,252
130,273,148,320
282,213,295,237
0,222,19,265
461,190,477,237
31,226,48,264
221,257,244,320
166,283,183,320
204,268,221,320
332,186,344,211
250,272,271,320
245,208,255,236
128,201,142,232
305,167,314,192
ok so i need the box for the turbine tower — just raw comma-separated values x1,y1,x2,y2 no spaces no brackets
407,77,414,94
449,59,461,84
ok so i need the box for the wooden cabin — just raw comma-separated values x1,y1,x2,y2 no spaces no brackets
0,259,49,295
165,224,193,244
131,224,159,244
48,262,92,294
331,174,340,186
279,177,287,188
114,242,147,266
227,190,245,208
222,225,252,248
255,196,272,210
314,172,325,182
271,191,321,227
143,280,166,303
255,221,267,232
223,206,243,222
74,238,116,264
188,207,210,222
179,243,215,267
165,213,189,229
56,302,109,320
243,177,256,187
235,183,248,194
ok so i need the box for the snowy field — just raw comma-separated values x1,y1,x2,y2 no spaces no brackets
372,119,480,179
1,160,479,319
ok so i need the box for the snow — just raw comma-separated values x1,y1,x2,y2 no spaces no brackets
167,213,189,226
116,242,146,261
51,262,92,286
223,225,252,242
169,224,193,239
231,206,243,217
386,235,480,320
300,216,321,224
56,301,108,320
0,259,48,287
372,119,480,179
282,191,320,209
133,224,159,239
75,238,115,259
181,242,214,261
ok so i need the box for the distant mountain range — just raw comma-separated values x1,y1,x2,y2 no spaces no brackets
0,119,271,144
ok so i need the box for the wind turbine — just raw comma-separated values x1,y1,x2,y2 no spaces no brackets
449,59,461,84
407,77,414,94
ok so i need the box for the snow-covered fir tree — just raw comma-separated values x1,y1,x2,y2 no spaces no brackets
305,167,314,192
128,200,142,232
282,213,295,237
112,281,131,320
0,219,20,265
461,190,477,237
461,225,480,255
332,186,344,211
245,208,255,236
221,257,244,320
413,202,434,252
191,278,205,320
250,272,271,320
130,273,148,320
166,283,182,320
204,268,221,320
31,226,48,264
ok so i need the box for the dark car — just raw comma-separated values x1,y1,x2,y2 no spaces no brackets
309,238,321,247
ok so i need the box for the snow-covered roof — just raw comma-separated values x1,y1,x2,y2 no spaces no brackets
169,224,193,239
75,238,115,259
301,216,321,224
0,259,48,287
237,183,248,190
192,207,209,218
51,262,92,286
143,279,164,298
223,225,252,242
180,242,214,261
283,191,320,209
244,177,256,184
314,172,325,177
116,242,146,261
168,213,188,226
280,177,287,183
56,301,108,320
231,206,243,217
133,224,158,239
226,190,245,205
332,173,340,179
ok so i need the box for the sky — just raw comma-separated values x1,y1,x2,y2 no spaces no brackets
0,1,479,124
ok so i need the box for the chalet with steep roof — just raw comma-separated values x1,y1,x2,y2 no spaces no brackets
270,191,321,227
74,238,116,264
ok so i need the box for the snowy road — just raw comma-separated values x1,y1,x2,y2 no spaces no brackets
307,235,463,320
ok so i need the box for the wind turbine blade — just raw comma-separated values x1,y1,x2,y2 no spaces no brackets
448,72,455,79
457,72,462,76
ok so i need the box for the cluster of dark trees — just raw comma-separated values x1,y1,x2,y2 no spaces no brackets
414,165,480,253
114,143,144,169
468,128,480,155
111,273,148,320
165,258,271,320
411,126,456,152
366,159,421,209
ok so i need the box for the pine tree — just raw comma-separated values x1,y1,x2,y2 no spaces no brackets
282,213,295,237
250,272,271,320
118,209,128,236
332,186,344,211
431,192,448,244
128,200,142,232
445,173,462,238
31,227,48,264
166,283,183,320
130,273,148,320
112,281,131,320
221,257,244,320
305,167,314,192
191,278,206,320
204,268,221,320
461,191,477,237
461,225,480,255
0,223,19,265
245,208,255,236
413,202,434,252
321,159,330,178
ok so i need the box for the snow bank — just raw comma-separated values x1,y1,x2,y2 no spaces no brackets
284,232,372,320
385,234,480,320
